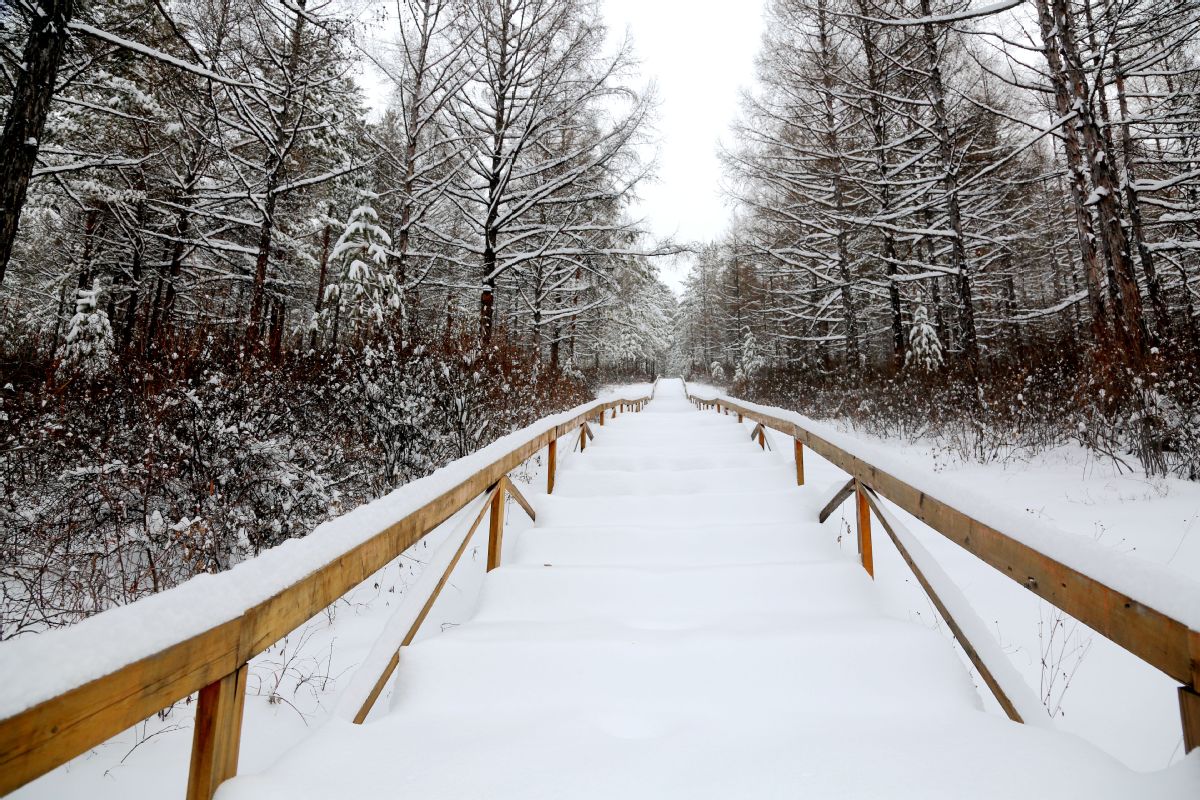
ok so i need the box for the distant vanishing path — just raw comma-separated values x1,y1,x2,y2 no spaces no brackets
221,379,1189,799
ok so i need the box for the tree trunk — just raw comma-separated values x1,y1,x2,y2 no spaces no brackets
856,4,904,368
311,213,333,351
1048,0,1149,367
1032,0,1112,354
919,0,978,375
1113,48,1171,347
0,0,75,283
816,0,859,368
479,4,511,342
120,201,146,352
247,0,306,350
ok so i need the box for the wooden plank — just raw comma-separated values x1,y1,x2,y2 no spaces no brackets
186,664,247,800
352,484,501,724
547,439,557,495
818,478,856,524
749,422,764,445
487,479,507,572
0,394,651,796
686,392,1197,686
1183,630,1200,752
855,481,874,577
794,439,805,486
861,489,1027,724
1179,686,1200,753
504,476,537,522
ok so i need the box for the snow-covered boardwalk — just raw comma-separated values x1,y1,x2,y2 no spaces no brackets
222,379,1186,799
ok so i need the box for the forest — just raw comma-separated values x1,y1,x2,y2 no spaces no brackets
4,0,1200,632
0,0,674,636
676,0,1200,482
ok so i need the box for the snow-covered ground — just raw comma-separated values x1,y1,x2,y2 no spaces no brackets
6,399,593,799
849,434,1200,770
8,378,1200,797
686,381,1200,772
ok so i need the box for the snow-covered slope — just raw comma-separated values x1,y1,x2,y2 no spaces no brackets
218,379,1197,799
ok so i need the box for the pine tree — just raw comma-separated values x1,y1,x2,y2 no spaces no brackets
325,196,395,339
735,327,765,385
905,305,944,373
57,280,113,380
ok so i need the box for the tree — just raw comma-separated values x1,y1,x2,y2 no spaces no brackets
904,305,943,373
447,0,653,341
324,195,396,345
56,280,114,380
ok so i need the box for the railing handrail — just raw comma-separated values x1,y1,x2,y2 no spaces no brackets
0,390,653,797
683,382,1200,750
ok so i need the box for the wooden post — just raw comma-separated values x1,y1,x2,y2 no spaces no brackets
855,480,874,577
579,426,587,452
1182,687,1200,753
737,412,743,423
598,408,605,426
794,438,805,485
757,427,766,449
486,480,506,572
187,664,248,800
547,438,557,495
1183,631,1200,752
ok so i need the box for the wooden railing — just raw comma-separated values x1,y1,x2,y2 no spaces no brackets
684,383,1200,752
0,387,654,799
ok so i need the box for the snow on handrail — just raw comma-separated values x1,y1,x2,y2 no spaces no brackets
683,383,1200,748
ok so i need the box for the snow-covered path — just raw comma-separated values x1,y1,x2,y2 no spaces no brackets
220,379,1192,799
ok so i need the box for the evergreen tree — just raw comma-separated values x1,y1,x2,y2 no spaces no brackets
325,196,396,339
56,280,113,380
905,305,944,374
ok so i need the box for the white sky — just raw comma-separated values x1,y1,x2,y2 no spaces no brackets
601,0,766,293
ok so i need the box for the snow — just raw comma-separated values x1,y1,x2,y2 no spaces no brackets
208,379,1198,798
868,497,1049,727
685,385,1200,634
0,395,634,721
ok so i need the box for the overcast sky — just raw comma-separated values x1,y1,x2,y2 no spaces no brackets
601,0,765,292
356,0,766,295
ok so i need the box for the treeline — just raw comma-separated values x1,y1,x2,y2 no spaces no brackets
0,0,675,635
676,0,1200,476
0,0,675,368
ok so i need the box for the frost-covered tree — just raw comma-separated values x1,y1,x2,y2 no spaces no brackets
324,196,396,343
905,305,943,373
56,281,113,380
735,328,765,385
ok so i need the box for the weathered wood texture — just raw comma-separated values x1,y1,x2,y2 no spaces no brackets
819,479,857,524
1182,687,1200,753
0,394,650,797
186,665,248,800
487,480,507,572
